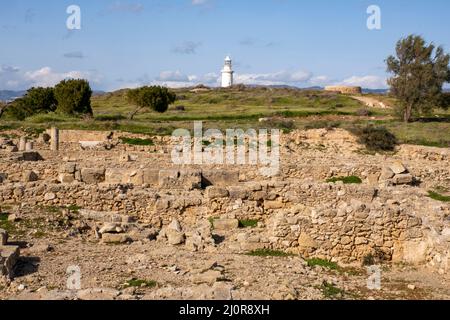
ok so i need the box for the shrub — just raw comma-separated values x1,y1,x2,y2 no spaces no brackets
124,279,157,288
352,125,397,151
306,258,339,270
127,86,176,119
356,108,372,116
263,117,295,133
246,249,294,257
239,219,259,228
54,79,93,115
119,137,154,146
326,176,362,184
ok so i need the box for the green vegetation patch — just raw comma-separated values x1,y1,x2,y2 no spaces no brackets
0,213,16,233
326,176,362,184
119,137,154,146
246,249,294,257
306,258,339,270
320,281,345,299
239,219,259,228
124,279,157,288
352,125,398,151
427,191,450,202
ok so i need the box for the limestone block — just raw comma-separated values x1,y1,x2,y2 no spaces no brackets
389,161,407,174
142,169,159,185
81,168,106,184
101,233,130,244
59,173,75,184
202,170,239,187
206,186,229,199
213,219,239,231
392,174,413,185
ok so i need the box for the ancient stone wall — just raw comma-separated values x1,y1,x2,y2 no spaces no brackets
324,86,362,94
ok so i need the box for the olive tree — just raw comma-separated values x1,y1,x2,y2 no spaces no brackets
386,35,450,122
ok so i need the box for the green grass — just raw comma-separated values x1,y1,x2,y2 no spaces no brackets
427,191,450,202
124,279,157,288
0,212,16,233
1,88,449,148
306,258,339,270
119,137,154,146
326,176,363,184
246,249,294,257
239,219,259,228
320,281,345,299
42,206,61,214
67,205,82,213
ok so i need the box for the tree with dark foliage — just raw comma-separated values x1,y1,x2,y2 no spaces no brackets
386,35,450,122
127,86,176,120
54,79,93,115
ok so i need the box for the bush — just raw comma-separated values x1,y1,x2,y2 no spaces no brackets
326,176,362,184
352,125,397,151
263,117,295,133
356,108,372,116
54,79,93,115
119,137,154,146
127,86,176,119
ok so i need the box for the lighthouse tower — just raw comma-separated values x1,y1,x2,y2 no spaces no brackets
221,56,234,88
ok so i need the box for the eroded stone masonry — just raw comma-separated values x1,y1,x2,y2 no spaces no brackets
0,128,449,299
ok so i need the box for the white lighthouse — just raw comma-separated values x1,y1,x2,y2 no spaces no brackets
221,56,234,88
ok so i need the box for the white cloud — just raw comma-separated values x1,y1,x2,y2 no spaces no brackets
338,75,387,89
156,70,190,82
235,70,312,86
0,66,102,90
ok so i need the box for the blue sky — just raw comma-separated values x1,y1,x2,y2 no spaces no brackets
1,0,450,91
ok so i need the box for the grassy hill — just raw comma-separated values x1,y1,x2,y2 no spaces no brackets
0,87,449,147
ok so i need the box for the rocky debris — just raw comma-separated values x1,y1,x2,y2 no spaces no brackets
158,219,186,245
102,233,130,244
76,288,121,300
376,162,415,186
79,209,134,224
22,170,38,182
191,261,226,285
0,230,20,279
0,228,7,245
185,220,215,252
159,169,202,190
98,222,124,234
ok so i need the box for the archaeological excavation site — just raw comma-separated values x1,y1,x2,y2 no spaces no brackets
0,126,449,300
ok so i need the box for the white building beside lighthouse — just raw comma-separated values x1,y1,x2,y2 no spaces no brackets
221,56,234,88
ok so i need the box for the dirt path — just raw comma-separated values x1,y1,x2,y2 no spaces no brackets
351,96,392,109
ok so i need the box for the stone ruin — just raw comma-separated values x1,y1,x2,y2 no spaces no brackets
324,86,362,95
0,229,20,279
0,127,449,281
